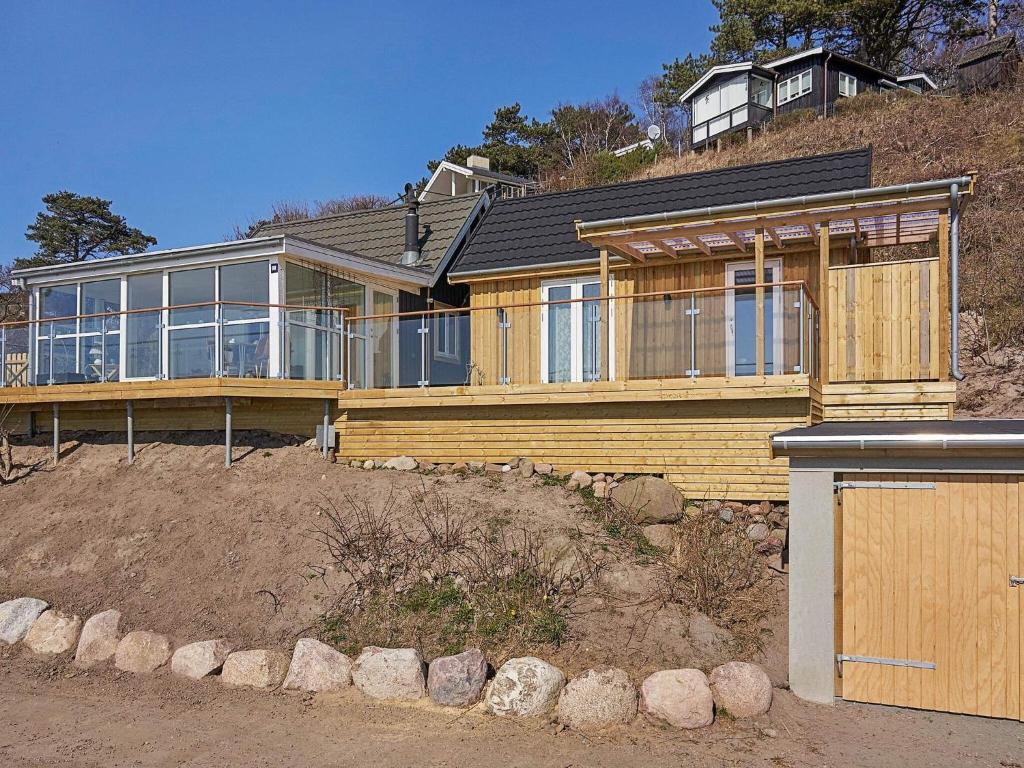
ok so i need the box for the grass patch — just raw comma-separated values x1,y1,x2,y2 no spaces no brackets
311,488,598,662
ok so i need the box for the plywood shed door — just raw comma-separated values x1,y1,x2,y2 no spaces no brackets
838,473,1022,720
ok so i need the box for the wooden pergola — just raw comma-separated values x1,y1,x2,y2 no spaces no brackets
574,175,975,382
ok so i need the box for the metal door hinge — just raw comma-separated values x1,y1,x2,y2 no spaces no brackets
417,327,429,335
834,481,936,491
684,308,700,316
836,654,936,676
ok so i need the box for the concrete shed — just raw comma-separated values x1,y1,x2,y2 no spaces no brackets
772,420,1024,720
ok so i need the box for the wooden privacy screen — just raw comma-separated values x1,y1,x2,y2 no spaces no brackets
839,474,1022,720
3,353,29,387
828,259,943,383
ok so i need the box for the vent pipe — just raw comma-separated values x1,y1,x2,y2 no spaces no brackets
401,183,421,266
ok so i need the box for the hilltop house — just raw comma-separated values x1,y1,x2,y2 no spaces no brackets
419,155,534,203
955,33,1021,92
682,48,935,149
2,149,970,500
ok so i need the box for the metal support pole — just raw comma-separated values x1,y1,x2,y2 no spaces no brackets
224,396,232,468
322,398,330,460
52,402,60,465
797,291,805,374
127,401,135,465
418,316,428,387
498,308,510,385
0,326,6,387
48,322,55,385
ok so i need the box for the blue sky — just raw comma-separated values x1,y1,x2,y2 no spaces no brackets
0,1,716,265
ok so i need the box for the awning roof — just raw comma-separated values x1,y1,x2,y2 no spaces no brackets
772,419,1024,453
575,175,975,263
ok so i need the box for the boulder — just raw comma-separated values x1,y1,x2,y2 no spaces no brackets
708,661,773,718
610,477,684,524
384,456,418,471
352,647,425,700
746,523,770,542
74,609,122,668
683,505,702,520
770,528,788,547
612,473,625,482
468,461,484,472
0,597,49,645
570,470,592,489
221,649,290,689
451,462,469,473
592,481,609,499
171,639,233,680
642,524,676,551
427,648,488,707
349,460,361,468
484,463,504,475
519,459,535,478
557,667,637,730
363,459,375,470
23,610,82,655
566,479,580,491
115,631,172,674
485,656,565,717
418,461,437,473
640,669,714,729
282,638,353,692
718,507,735,523
534,463,553,475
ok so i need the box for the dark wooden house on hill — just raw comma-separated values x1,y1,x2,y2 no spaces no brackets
955,33,1021,92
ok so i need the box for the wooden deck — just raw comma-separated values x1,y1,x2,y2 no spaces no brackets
0,377,343,405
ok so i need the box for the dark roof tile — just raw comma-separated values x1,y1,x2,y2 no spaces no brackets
258,194,484,274
450,149,872,276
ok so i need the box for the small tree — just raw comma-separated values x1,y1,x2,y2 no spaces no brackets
19,191,157,270
0,404,15,484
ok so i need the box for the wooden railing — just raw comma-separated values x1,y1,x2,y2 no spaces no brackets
827,258,945,382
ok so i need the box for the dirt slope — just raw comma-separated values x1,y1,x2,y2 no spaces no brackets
0,433,785,680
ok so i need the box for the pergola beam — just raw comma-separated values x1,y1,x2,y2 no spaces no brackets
765,226,785,250
726,232,748,252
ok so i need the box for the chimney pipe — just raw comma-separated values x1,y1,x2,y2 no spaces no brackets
401,182,421,266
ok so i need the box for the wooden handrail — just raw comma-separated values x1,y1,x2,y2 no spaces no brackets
344,280,819,322
0,300,349,330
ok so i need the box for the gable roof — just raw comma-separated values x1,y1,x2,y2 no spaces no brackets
449,148,872,278
257,193,486,277
957,33,1019,67
679,62,758,103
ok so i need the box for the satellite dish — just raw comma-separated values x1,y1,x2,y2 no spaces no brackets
646,124,662,141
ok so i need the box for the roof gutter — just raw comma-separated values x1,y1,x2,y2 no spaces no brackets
575,177,974,234
772,433,1024,452
950,181,966,381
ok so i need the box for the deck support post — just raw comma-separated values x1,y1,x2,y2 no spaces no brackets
224,396,233,468
818,222,831,385
755,229,765,376
52,402,60,466
127,401,135,465
322,398,330,460
599,248,610,381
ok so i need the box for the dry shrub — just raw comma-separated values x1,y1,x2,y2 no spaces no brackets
656,512,777,652
311,487,599,662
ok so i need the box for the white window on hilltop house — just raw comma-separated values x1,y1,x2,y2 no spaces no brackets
540,277,613,384
692,74,749,142
838,72,857,97
778,69,812,105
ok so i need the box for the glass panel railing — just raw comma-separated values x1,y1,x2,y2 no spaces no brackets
1,324,31,387
425,310,472,387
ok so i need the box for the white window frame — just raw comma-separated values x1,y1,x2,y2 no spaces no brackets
432,303,460,363
539,276,615,384
778,69,812,105
365,284,399,389
838,72,857,97
724,258,785,377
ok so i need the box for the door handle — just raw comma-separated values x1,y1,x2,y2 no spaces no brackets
1011,576,1024,587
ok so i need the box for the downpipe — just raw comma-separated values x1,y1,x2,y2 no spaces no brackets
950,182,966,381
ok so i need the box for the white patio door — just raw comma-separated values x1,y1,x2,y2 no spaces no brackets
540,277,610,383
726,259,784,376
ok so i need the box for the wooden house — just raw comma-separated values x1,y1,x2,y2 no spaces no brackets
1,149,972,502
683,48,935,150
955,33,1021,93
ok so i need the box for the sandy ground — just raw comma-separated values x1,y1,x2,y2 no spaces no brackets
2,651,1023,768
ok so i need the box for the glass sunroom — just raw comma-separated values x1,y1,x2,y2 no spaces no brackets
6,237,430,389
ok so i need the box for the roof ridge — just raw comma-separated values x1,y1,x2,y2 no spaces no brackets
260,192,483,231
490,148,871,207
